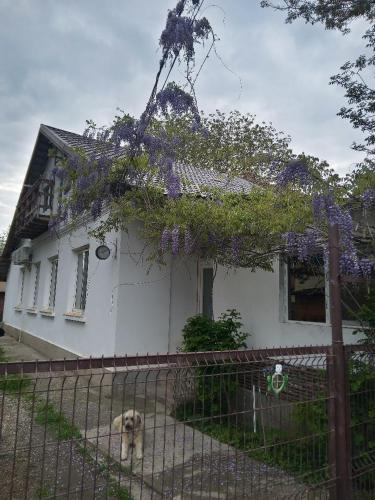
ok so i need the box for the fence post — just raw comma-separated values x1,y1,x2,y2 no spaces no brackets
328,223,352,499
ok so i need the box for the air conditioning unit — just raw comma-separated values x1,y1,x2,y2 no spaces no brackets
12,239,32,265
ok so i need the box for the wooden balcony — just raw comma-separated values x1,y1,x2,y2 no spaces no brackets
14,179,54,239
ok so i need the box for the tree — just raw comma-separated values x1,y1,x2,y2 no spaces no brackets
52,0,373,280
261,1,375,158
0,230,7,255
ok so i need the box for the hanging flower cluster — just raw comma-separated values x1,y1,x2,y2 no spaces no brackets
160,1,211,60
276,159,312,188
48,0,375,280
362,188,375,209
282,189,374,277
51,0,214,235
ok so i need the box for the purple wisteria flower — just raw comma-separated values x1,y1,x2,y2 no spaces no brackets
91,199,103,219
282,229,321,262
184,229,194,254
312,194,327,220
359,258,374,278
276,160,311,188
166,168,181,199
362,189,375,210
171,225,180,256
161,228,171,253
156,83,195,116
159,6,211,61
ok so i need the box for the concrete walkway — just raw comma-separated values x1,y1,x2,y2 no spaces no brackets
0,332,47,362
0,335,320,499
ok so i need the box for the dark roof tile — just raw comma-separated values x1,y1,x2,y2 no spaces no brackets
42,125,252,195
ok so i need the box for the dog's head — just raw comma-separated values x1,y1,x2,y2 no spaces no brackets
123,409,142,431
113,410,142,433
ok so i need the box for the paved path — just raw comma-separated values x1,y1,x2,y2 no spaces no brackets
0,333,47,362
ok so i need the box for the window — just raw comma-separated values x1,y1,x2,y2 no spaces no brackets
287,256,326,323
74,249,89,311
18,268,25,305
48,257,58,309
32,263,40,308
42,183,51,212
201,267,214,318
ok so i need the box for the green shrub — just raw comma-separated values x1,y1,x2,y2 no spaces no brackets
179,309,248,418
354,289,375,344
181,309,248,353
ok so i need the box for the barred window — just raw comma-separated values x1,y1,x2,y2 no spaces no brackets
74,249,89,311
48,258,58,309
32,263,40,307
19,268,25,305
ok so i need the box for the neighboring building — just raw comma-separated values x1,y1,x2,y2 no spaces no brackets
0,125,361,358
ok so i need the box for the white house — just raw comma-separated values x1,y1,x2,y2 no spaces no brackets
0,125,360,358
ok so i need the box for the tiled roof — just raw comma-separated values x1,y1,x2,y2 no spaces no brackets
41,125,252,195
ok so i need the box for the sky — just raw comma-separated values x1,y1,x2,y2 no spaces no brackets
0,0,367,232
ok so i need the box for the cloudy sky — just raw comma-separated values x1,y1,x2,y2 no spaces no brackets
0,0,367,231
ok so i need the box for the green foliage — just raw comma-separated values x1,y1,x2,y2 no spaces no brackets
151,111,337,183
261,1,375,159
35,401,81,441
105,180,315,270
175,409,328,484
0,375,31,394
108,483,132,500
181,309,248,352
82,110,340,271
353,288,375,343
179,310,248,417
0,228,8,255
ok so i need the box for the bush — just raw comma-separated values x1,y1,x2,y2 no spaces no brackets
181,309,248,352
179,309,248,417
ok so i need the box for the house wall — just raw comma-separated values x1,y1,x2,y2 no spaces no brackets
168,256,199,352
3,219,120,357
114,225,171,355
214,260,358,348
114,228,199,355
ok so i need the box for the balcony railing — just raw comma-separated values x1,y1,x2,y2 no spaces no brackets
14,178,54,239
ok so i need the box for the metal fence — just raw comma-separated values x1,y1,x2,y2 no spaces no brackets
0,345,374,499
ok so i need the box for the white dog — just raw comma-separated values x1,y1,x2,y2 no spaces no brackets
112,409,144,461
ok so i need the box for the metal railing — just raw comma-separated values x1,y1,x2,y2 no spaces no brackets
0,345,374,499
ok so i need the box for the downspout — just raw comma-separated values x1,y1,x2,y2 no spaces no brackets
167,256,173,353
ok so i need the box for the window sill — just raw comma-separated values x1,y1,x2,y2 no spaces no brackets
64,312,86,323
26,308,38,315
40,309,55,318
14,306,23,312
283,319,358,330
284,319,327,327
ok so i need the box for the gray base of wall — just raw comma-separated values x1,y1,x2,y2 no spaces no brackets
4,323,77,359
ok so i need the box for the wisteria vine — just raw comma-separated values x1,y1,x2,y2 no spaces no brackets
50,0,375,279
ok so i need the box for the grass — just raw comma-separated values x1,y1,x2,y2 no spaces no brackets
35,401,82,441
174,403,329,486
